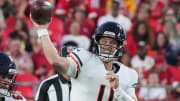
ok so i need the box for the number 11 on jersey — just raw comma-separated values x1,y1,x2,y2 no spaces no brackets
97,85,114,101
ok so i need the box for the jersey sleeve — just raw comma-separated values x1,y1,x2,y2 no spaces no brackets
126,69,138,97
66,48,91,78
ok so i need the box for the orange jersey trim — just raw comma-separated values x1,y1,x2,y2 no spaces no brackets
69,54,81,72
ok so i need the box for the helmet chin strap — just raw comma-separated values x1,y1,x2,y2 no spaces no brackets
98,44,119,62
99,54,117,62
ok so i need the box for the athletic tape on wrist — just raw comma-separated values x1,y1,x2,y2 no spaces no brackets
37,29,49,37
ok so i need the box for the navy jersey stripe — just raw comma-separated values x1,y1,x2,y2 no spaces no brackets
97,85,106,101
108,88,114,101
71,52,83,67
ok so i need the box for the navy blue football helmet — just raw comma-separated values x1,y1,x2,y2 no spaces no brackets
0,52,17,97
93,22,126,61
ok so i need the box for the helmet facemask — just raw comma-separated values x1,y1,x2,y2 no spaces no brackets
0,69,18,97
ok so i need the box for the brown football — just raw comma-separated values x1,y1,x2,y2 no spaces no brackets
30,0,54,25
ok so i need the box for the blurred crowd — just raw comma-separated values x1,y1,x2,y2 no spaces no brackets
0,0,180,100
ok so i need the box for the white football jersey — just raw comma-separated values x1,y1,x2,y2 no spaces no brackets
66,48,138,101
5,96,26,101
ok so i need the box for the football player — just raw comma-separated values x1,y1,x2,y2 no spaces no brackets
31,8,138,101
0,52,26,101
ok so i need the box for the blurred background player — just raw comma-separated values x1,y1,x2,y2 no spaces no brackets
0,52,26,101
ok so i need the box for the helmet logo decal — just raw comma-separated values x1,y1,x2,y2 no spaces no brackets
104,31,115,36
9,69,17,74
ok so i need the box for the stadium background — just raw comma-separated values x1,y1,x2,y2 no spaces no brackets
0,0,180,100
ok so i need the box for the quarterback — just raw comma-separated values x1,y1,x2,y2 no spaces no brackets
32,21,138,101
30,1,138,100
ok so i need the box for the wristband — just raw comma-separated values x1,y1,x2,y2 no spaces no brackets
37,29,49,38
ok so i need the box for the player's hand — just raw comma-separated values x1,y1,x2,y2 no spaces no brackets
12,91,25,100
30,14,50,30
105,72,119,89
12,94,24,100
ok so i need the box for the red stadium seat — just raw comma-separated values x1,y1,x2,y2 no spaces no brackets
169,66,180,81
5,16,16,29
0,27,14,41
15,73,39,99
